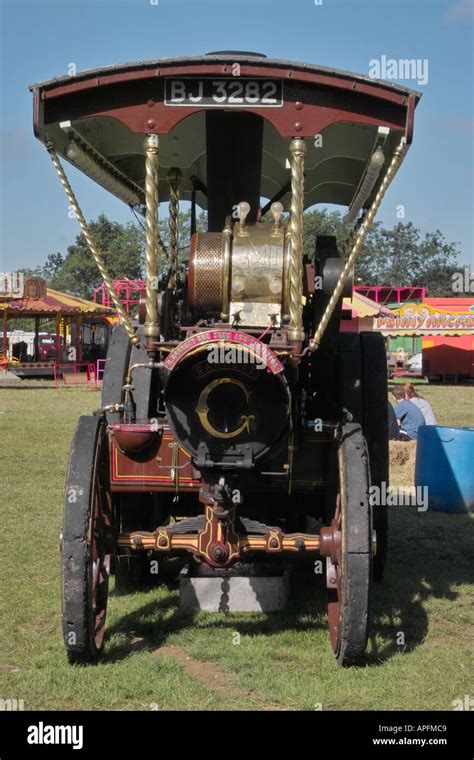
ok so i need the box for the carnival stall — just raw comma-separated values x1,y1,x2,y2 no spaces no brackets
0,277,113,378
373,297,474,381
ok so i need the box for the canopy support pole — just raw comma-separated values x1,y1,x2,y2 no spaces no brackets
45,141,138,345
34,316,39,362
167,167,182,291
288,138,306,346
143,135,160,343
2,310,8,354
309,137,407,352
2,309,8,354
55,313,61,365
76,316,82,364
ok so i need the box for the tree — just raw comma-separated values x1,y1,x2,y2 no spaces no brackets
299,210,460,296
300,208,385,284
301,208,348,256
357,223,460,295
157,209,207,267
43,252,65,281
17,265,44,279
157,210,189,268
35,210,207,299
406,227,460,296
47,214,145,299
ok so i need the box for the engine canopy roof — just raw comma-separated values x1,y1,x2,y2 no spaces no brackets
30,53,421,214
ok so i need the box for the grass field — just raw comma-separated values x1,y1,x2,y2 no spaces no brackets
0,382,473,711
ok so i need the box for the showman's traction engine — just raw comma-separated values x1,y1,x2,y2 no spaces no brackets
30,52,421,665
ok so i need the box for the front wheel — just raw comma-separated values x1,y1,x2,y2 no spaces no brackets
61,416,113,663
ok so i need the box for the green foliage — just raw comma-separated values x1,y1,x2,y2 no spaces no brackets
43,214,145,299
43,252,65,281
356,222,460,295
17,265,44,279
157,210,207,269
301,210,460,296
33,210,208,299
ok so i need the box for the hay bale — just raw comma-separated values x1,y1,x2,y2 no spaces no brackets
389,440,417,488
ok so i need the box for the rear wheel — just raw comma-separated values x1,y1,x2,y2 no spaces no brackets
101,325,132,425
61,416,113,663
323,423,372,666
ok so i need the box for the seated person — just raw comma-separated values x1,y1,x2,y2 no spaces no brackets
391,386,425,441
403,383,437,425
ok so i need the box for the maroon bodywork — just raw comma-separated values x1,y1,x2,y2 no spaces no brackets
32,55,417,140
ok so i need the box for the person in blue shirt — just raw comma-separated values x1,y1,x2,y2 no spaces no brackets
391,386,425,441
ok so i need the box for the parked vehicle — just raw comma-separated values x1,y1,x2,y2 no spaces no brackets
406,352,423,373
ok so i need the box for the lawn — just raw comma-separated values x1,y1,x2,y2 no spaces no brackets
0,382,473,710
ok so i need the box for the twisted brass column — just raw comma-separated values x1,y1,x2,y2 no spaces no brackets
167,167,182,291
45,141,138,345
288,138,306,344
221,215,233,321
309,137,407,351
143,134,160,340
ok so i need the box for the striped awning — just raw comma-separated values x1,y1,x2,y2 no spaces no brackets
342,291,392,318
0,288,112,316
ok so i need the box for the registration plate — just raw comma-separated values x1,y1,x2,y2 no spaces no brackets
164,78,283,108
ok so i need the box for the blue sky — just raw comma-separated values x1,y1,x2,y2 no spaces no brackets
0,0,473,272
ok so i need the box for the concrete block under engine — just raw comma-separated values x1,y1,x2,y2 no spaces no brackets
179,562,290,613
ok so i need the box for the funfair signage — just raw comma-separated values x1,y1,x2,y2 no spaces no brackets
374,303,474,335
